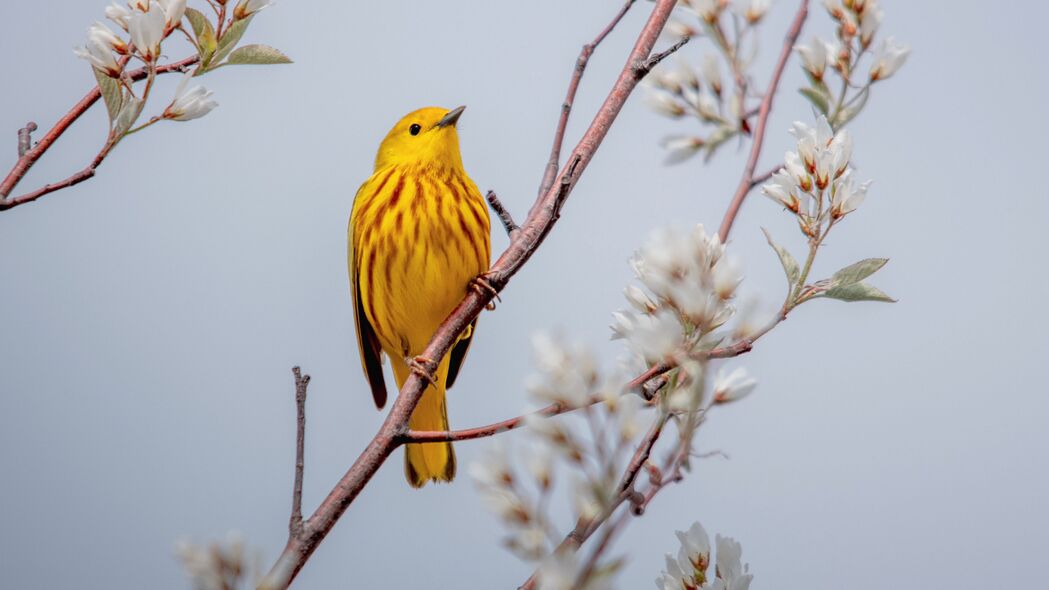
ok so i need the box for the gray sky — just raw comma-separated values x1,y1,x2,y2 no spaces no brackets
1,1,1046,589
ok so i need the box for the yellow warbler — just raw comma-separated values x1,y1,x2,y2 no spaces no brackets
348,106,491,487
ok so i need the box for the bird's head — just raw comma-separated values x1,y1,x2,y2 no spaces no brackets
374,106,466,171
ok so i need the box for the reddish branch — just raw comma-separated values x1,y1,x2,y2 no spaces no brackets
0,56,200,210
258,1,682,587
717,0,809,241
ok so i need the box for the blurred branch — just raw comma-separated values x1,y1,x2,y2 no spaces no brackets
259,2,683,587
0,56,200,210
718,0,809,241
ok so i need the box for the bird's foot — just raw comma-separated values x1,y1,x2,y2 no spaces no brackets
469,272,501,310
407,356,438,386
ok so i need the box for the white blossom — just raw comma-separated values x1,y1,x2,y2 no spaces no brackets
869,36,910,81
858,0,884,46
128,3,165,61
128,0,151,12
676,521,712,572
713,367,757,403
714,535,752,590
666,18,699,40
105,2,132,30
163,73,219,121
88,21,128,54
688,0,720,22
468,440,513,488
661,135,705,165
646,92,687,118
790,115,834,171
611,308,683,363
234,0,276,19
74,37,122,77
733,0,770,24
156,0,186,27
175,531,250,590
700,54,722,96
830,169,871,217
571,475,602,521
526,332,597,408
761,170,801,211
696,91,720,121
795,36,829,79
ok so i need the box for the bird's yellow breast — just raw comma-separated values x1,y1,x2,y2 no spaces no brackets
351,163,490,357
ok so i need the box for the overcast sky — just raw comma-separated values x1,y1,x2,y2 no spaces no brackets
1,1,1046,589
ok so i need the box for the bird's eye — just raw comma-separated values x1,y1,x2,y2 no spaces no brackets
409,123,421,136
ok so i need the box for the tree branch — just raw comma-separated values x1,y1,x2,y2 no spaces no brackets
537,0,636,200
0,55,200,210
258,2,681,588
717,0,809,241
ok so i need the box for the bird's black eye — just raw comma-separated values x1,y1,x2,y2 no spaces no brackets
409,123,421,136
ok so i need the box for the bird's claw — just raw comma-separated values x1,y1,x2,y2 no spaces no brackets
407,356,438,386
469,273,500,310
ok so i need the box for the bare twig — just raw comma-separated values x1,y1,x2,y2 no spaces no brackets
17,123,36,157
718,0,809,241
258,2,681,588
0,55,200,209
486,190,520,237
290,367,310,538
537,0,637,199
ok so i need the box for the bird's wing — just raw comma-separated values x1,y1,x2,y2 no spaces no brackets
349,193,388,409
445,319,477,390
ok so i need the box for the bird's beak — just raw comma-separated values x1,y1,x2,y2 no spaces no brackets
436,105,466,128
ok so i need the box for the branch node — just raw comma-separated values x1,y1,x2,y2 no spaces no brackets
634,36,690,78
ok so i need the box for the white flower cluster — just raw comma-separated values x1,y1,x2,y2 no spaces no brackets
471,334,648,565
613,224,739,363
657,522,753,590
763,115,870,231
77,1,187,71
647,0,772,164
175,531,257,590
797,0,909,84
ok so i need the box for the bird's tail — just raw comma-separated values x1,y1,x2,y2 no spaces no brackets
392,355,456,488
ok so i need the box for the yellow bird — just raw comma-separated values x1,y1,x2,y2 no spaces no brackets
348,106,491,487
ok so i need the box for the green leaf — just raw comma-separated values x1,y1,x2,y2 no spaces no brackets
185,7,218,67
112,96,144,138
762,228,800,287
831,258,888,287
212,16,253,66
93,68,124,123
821,281,896,303
799,85,831,115
225,44,293,65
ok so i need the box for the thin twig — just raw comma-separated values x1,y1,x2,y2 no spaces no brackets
486,190,520,237
0,55,200,209
717,0,809,241
290,367,310,538
537,0,637,200
258,3,681,588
